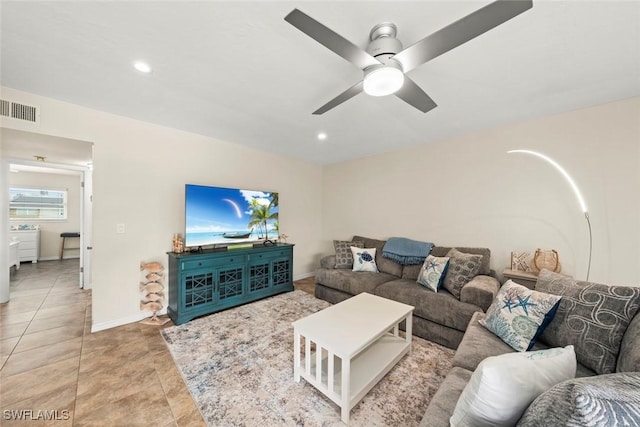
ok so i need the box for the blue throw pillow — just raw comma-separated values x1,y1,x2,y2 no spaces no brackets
417,255,450,292
480,280,561,352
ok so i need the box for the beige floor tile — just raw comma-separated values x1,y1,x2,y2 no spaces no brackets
0,310,36,326
1,336,20,357
164,382,199,421
0,298,45,315
1,337,82,377
13,323,85,353
2,260,316,427
32,302,87,320
74,376,173,426
79,323,143,361
0,321,29,340
5,288,49,298
42,291,88,304
25,311,85,334
76,364,159,408
0,356,80,407
1,383,75,427
175,409,206,427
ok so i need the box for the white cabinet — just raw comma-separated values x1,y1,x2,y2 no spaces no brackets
9,241,20,270
9,230,40,263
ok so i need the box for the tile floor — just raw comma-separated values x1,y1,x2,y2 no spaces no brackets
1,259,316,426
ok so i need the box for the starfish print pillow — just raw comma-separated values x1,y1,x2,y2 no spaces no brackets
479,280,562,352
417,255,450,292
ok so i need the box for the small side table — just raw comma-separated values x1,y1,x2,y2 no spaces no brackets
502,269,538,289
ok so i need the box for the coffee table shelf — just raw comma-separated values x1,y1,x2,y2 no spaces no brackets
292,293,414,423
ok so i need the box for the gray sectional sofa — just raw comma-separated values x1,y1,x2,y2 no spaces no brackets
422,270,640,426
315,235,501,349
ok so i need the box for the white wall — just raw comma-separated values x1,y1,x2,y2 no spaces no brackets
1,87,324,330
323,97,640,286
9,171,82,260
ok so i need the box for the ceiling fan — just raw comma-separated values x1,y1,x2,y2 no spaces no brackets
285,0,532,115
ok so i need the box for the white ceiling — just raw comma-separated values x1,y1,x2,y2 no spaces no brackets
2,1,639,165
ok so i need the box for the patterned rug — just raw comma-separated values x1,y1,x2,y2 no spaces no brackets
161,290,454,426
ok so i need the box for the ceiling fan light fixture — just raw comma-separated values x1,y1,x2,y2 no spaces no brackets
363,63,404,97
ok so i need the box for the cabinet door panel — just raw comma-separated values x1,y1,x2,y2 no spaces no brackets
248,261,270,292
183,270,215,310
272,258,292,288
217,265,244,301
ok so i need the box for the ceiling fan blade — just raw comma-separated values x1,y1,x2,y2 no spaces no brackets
393,0,533,73
285,9,380,70
394,77,437,113
313,81,364,115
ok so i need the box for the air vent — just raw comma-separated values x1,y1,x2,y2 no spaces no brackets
0,99,40,126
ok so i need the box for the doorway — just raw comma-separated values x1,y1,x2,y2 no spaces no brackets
1,128,93,292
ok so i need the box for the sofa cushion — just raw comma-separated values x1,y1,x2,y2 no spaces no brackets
453,312,597,377
375,279,483,332
333,240,364,268
617,312,640,372
431,246,491,276
419,367,472,427
480,280,562,352
516,372,640,427
459,275,501,312
353,235,403,277
350,247,378,272
535,269,640,374
417,255,450,292
442,249,483,299
451,346,576,427
315,268,396,295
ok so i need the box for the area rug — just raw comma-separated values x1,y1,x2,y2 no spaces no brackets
161,290,454,426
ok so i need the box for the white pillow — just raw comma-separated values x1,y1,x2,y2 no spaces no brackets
450,345,577,427
350,247,378,272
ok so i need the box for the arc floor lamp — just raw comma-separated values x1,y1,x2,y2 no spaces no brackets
508,150,592,280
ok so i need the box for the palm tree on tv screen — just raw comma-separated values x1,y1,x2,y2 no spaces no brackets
248,194,278,239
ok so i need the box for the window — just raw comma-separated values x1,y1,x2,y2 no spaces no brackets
9,187,68,220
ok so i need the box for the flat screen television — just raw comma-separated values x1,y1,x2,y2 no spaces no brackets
184,184,279,248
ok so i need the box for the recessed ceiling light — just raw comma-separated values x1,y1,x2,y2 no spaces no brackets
133,61,152,73
317,132,327,141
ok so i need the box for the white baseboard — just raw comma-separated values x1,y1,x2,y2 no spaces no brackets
91,307,168,333
39,255,80,261
91,274,314,333
293,272,315,281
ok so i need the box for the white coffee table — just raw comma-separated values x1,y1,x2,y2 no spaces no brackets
292,292,414,423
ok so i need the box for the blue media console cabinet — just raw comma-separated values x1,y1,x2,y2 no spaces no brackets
167,243,294,325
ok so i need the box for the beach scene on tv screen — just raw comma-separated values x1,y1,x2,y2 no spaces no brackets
185,185,279,247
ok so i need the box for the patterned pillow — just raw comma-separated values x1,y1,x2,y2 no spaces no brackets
517,373,640,427
417,255,450,292
333,240,364,269
535,269,640,375
452,346,576,427
480,280,562,352
351,247,379,273
442,248,483,299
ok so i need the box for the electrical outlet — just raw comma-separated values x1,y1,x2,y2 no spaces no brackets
116,223,125,234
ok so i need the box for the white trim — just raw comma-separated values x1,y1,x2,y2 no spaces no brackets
91,308,168,333
38,255,80,261
294,271,315,281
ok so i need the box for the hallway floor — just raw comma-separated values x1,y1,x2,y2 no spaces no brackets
1,259,315,426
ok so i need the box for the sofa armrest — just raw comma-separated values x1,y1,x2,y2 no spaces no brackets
460,275,500,311
320,255,336,269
